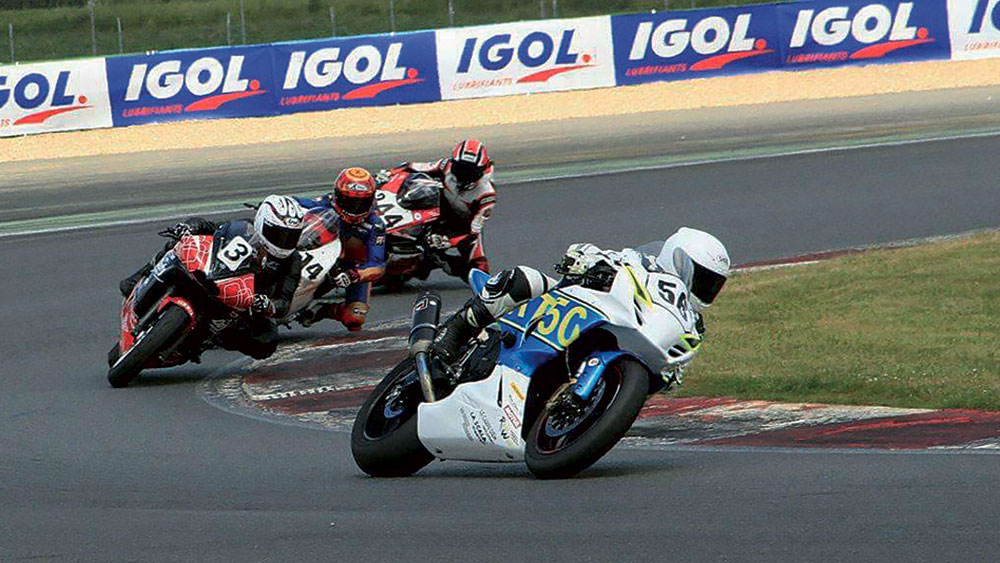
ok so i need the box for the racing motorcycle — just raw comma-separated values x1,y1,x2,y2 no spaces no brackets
107,210,342,388
107,220,262,388
375,169,476,286
351,260,700,479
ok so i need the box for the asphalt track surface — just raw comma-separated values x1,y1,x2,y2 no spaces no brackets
2,89,1000,562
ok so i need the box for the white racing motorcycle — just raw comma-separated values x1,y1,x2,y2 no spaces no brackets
351,253,703,479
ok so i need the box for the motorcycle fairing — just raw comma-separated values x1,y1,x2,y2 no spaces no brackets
417,365,530,462
470,269,610,373
495,290,608,374
285,238,342,319
375,185,441,233
208,220,256,280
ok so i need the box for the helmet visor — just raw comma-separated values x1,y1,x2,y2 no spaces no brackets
450,159,484,188
690,261,727,305
336,192,374,217
262,222,301,251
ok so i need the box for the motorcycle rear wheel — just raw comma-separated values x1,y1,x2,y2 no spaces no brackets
351,358,434,477
525,358,648,479
107,305,189,389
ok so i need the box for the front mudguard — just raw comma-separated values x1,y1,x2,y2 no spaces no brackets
572,350,661,400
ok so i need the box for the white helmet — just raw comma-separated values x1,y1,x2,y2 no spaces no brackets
254,195,305,259
657,227,730,311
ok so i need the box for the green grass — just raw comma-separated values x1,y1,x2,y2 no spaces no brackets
678,232,1000,410
0,0,771,63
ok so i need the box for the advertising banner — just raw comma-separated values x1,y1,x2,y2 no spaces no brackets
1,58,112,137
612,5,783,86
776,0,951,68
947,0,1000,60
272,31,441,113
105,44,279,127
435,16,616,100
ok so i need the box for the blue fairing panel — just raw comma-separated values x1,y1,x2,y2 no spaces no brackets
495,289,607,375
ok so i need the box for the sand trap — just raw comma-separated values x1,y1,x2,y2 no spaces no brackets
3,58,1000,164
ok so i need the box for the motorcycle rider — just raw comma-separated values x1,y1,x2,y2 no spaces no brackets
377,139,496,278
432,228,731,377
117,195,307,360
293,167,386,332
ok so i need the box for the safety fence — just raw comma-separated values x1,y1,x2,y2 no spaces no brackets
1,0,995,137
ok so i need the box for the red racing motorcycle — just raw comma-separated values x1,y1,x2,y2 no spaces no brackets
376,170,475,287
107,220,259,388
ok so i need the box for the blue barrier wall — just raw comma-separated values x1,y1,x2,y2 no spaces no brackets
0,0,966,136
106,44,280,127
775,0,952,69
611,4,784,86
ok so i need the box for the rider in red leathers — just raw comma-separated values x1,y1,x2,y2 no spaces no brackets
379,139,496,279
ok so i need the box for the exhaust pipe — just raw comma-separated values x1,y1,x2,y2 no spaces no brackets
409,291,441,402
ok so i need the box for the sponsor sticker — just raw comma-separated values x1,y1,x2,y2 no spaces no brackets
436,16,616,100
0,58,112,137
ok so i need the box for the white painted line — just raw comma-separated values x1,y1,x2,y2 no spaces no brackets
502,128,1000,186
5,128,1000,239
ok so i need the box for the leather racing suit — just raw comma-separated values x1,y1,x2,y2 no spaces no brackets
390,159,495,278
294,195,386,331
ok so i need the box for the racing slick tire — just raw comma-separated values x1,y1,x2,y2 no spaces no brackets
351,358,434,477
107,305,189,389
525,358,648,479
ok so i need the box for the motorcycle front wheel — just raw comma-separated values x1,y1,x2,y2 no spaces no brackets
351,358,434,477
525,358,648,479
107,304,190,388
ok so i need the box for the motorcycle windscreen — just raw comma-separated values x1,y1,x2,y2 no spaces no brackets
299,208,339,251
208,220,257,280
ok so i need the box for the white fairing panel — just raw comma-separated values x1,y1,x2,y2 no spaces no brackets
560,251,694,373
286,239,341,318
417,366,530,462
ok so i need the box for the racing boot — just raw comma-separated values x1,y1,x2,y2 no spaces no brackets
432,298,492,364
299,302,369,332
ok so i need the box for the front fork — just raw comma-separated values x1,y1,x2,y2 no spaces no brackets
571,350,632,401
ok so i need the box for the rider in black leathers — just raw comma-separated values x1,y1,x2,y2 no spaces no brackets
118,197,306,360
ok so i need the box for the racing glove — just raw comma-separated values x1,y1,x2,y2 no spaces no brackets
251,294,275,316
426,233,452,250
331,269,361,288
557,243,610,276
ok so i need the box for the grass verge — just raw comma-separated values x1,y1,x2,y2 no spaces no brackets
680,231,1000,410
2,0,767,64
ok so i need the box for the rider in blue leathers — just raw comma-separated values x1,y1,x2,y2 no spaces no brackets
294,167,386,331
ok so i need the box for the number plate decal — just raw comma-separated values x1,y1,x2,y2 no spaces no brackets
217,236,253,271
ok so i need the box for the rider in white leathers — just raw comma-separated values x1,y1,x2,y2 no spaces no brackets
432,228,731,376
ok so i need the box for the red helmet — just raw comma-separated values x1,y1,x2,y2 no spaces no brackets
332,167,376,225
446,139,490,191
